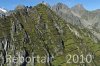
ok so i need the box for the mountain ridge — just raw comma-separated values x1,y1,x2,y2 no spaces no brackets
52,3,100,42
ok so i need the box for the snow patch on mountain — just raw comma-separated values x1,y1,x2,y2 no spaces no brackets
0,8,7,13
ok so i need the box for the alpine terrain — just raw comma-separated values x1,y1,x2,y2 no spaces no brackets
0,3,100,66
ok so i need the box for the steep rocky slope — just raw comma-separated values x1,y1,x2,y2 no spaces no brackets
0,3,100,66
52,3,83,27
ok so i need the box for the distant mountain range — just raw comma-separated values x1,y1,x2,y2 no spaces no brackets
52,3,100,42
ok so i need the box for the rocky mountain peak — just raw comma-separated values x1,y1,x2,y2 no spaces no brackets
15,5,26,10
55,3,69,10
42,1,48,5
72,4,85,11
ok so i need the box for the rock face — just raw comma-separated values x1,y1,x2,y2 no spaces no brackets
71,4,86,16
52,3,83,27
0,3,100,66
15,5,26,10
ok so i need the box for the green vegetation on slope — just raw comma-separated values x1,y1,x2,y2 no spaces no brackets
0,4,100,66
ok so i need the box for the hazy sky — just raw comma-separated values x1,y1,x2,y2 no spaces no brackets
0,0,100,11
